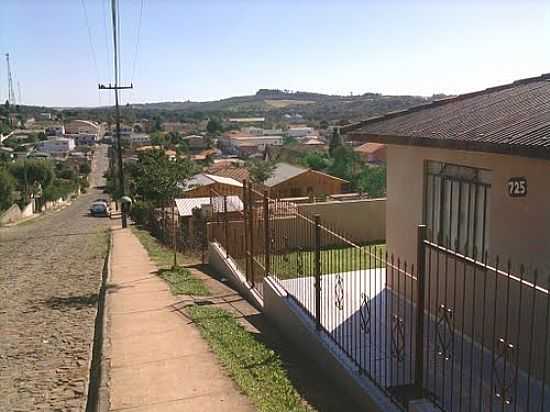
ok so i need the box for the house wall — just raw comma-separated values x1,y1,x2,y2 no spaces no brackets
270,170,345,198
386,144,550,275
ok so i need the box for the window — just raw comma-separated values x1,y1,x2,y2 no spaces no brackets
425,161,491,258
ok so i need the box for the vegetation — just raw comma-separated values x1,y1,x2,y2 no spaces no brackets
157,267,209,296
187,305,312,412
0,168,16,210
245,159,276,184
356,166,386,198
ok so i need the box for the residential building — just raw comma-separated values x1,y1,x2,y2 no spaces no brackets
45,125,65,136
120,133,151,147
36,137,75,154
206,161,249,182
182,134,208,150
354,142,385,164
162,122,193,134
262,162,348,198
67,133,98,146
227,117,265,124
181,173,243,198
345,73,550,275
287,126,314,138
226,133,284,156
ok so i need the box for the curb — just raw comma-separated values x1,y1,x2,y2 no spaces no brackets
85,228,112,412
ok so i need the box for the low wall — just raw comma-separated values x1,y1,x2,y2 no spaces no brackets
263,277,399,412
298,198,386,244
0,201,34,225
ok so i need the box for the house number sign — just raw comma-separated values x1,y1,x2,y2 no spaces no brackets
507,177,527,197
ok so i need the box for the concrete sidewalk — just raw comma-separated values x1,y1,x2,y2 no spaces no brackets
107,227,255,412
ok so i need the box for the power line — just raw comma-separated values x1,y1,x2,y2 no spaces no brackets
131,0,144,83
80,0,102,105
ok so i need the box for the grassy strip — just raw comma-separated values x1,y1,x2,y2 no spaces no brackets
131,226,209,295
271,244,386,279
131,226,195,268
187,305,312,412
158,267,209,296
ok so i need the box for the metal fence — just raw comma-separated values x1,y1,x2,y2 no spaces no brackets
208,182,550,412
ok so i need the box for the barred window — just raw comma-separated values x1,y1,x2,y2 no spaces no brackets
425,161,491,258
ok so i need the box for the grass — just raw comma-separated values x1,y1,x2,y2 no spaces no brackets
271,244,386,279
157,267,209,296
131,226,209,296
187,305,312,412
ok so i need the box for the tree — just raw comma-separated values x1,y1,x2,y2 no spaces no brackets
206,118,223,135
301,151,329,171
0,168,16,210
132,149,197,206
329,127,343,156
328,145,356,181
320,120,329,129
245,159,276,184
79,163,92,175
357,166,386,198
282,136,297,145
9,160,55,197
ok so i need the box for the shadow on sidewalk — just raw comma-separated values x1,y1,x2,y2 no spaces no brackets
176,262,362,412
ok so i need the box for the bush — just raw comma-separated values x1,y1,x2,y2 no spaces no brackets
0,169,16,211
130,200,153,226
43,178,77,201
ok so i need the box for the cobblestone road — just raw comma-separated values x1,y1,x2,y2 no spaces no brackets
0,146,111,411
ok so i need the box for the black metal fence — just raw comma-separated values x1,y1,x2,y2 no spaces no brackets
207,182,550,411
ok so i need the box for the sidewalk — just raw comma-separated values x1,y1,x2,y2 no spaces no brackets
107,227,255,412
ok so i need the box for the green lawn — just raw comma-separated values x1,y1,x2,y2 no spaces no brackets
187,305,312,412
131,226,209,296
270,244,386,279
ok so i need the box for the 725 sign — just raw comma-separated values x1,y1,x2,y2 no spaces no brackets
507,177,527,198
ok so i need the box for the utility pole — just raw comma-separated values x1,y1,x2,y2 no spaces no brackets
99,0,133,228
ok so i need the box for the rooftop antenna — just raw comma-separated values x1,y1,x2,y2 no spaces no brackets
5,53,15,105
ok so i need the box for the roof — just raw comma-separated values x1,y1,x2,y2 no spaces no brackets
183,173,243,191
345,74,550,160
264,163,308,187
175,196,243,217
206,164,249,182
354,143,385,154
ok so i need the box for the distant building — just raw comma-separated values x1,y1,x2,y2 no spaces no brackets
287,127,314,138
225,133,283,156
261,162,348,198
354,142,385,164
120,133,151,147
228,117,265,124
181,173,243,198
182,134,208,150
38,112,52,120
67,133,98,146
36,137,75,154
45,125,65,136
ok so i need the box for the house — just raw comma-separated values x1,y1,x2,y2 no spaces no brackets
354,142,385,164
67,133,98,146
36,137,75,154
64,120,100,135
287,126,314,138
45,125,65,136
262,163,348,198
206,161,249,183
345,73,550,275
120,133,151,147
225,133,284,156
181,173,243,198
182,134,208,150
227,117,265,124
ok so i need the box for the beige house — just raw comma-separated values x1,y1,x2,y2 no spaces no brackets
346,74,550,276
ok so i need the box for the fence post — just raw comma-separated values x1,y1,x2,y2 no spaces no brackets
173,202,177,268
223,195,228,258
263,190,270,277
248,185,255,287
314,214,321,331
415,224,427,396
243,180,249,282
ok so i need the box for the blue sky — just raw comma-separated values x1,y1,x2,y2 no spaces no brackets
1,0,549,107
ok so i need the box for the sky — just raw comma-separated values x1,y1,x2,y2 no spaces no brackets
1,0,550,107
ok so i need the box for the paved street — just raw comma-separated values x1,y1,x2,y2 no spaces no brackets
0,145,112,411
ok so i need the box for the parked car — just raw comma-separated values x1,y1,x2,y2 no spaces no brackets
89,201,110,217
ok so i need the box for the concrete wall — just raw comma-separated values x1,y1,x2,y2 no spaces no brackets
298,198,385,243
386,144,550,275
0,201,34,225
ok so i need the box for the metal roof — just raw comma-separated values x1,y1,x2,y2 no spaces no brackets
345,74,550,159
182,173,243,191
263,163,308,187
174,196,243,217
